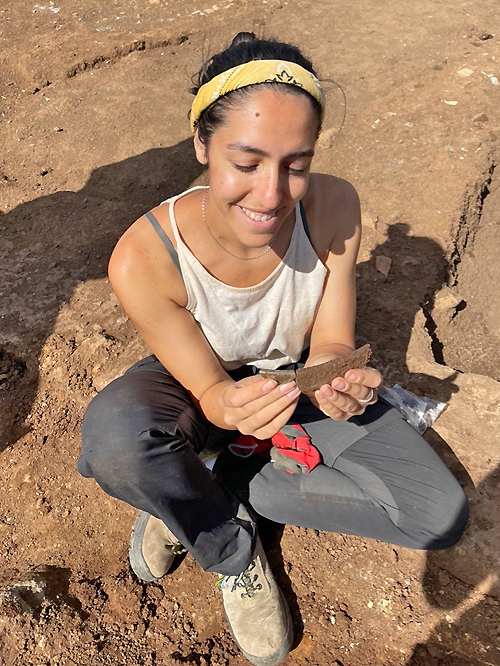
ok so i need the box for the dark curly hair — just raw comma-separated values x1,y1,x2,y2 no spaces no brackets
190,32,322,145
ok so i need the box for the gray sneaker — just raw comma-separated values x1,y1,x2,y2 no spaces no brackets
129,511,185,582
217,537,293,665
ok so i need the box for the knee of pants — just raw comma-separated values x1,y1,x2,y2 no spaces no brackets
79,376,197,485
409,478,469,551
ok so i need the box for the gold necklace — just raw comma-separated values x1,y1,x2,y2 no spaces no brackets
202,192,279,261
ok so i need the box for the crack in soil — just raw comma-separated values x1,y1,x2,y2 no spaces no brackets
31,33,191,93
421,159,497,373
422,301,447,366
448,159,496,287
65,34,190,81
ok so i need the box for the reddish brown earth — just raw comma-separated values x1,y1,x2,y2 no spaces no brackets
1,1,500,664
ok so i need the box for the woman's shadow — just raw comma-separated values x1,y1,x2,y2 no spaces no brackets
357,221,469,480
0,138,203,453
356,222,499,664
356,221,457,402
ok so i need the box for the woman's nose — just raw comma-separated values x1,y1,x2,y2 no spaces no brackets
257,169,283,210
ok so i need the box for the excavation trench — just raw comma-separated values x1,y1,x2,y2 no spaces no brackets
429,159,499,381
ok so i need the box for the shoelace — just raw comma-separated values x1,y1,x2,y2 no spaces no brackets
217,561,263,598
168,542,187,556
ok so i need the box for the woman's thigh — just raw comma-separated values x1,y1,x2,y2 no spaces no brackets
234,407,468,550
78,355,231,494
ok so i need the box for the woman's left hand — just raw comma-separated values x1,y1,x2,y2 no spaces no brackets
308,366,383,421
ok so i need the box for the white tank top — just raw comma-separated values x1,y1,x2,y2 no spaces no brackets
166,187,328,371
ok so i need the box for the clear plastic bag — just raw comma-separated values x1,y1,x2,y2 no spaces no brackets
378,384,448,434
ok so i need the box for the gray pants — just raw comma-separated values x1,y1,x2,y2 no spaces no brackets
78,355,468,576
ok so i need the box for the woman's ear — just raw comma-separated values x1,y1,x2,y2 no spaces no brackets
194,130,208,165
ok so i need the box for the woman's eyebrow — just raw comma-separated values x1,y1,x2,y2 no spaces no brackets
226,142,314,158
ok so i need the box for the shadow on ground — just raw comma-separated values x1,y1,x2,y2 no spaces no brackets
0,138,203,452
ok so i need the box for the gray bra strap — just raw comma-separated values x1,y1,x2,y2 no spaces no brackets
145,211,181,274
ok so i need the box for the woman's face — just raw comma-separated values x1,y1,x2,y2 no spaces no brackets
195,87,319,251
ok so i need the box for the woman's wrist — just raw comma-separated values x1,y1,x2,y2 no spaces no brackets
198,378,238,430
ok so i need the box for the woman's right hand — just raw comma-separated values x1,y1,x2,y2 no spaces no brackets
219,375,301,439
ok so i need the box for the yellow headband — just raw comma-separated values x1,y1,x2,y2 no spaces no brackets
190,59,325,133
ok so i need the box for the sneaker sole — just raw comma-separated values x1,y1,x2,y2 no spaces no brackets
129,511,175,583
225,586,294,666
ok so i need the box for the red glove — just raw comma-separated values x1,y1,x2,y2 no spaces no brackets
270,424,321,475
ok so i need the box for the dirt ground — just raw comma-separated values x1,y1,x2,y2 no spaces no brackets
1,1,500,664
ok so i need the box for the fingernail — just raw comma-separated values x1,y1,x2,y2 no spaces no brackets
262,380,277,391
287,387,301,399
322,387,334,398
345,372,357,381
334,380,347,390
279,381,296,393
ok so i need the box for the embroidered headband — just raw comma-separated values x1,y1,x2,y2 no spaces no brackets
190,59,325,133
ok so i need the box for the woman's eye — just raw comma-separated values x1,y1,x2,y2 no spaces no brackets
233,163,309,175
287,166,311,176
233,164,257,173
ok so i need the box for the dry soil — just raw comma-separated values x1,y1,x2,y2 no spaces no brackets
1,1,500,665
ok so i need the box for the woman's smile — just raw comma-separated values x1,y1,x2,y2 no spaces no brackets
239,206,277,223
237,204,282,230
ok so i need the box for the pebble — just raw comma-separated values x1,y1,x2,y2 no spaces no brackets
376,255,392,276
438,570,451,586
473,112,489,123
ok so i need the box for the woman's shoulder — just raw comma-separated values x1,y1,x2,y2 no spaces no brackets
302,174,361,258
108,200,188,307
304,173,359,215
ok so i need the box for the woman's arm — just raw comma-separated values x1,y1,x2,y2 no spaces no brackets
304,176,382,419
108,215,300,435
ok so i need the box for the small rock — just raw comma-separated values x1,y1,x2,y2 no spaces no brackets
376,255,392,276
433,287,462,317
438,570,451,586
317,128,337,150
457,67,474,77
402,255,422,267
361,211,378,229
473,112,489,123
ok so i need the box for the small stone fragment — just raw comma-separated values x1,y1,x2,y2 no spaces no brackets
457,67,473,77
376,255,392,276
317,128,337,150
473,112,489,123
361,211,378,229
